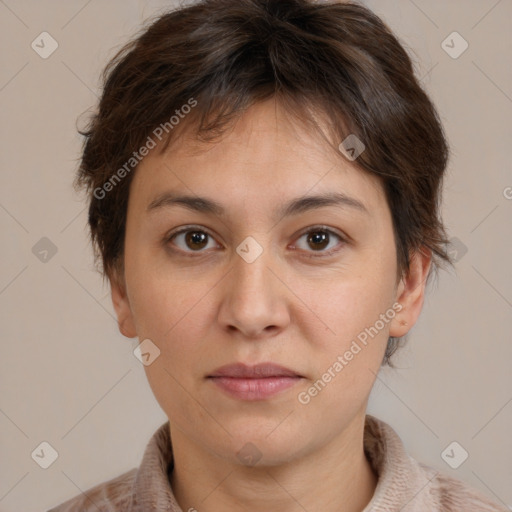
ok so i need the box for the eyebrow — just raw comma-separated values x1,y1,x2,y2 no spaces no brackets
146,191,369,219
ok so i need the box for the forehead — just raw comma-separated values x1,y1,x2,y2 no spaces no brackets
130,100,385,216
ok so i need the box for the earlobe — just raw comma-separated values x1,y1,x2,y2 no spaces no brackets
110,272,137,339
389,248,432,338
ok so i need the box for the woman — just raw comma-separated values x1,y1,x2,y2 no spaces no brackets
49,0,508,510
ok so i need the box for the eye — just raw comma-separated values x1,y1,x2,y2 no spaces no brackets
292,227,345,257
165,225,345,257
166,226,220,253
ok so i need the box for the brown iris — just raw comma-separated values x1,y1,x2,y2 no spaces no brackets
307,231,329,251
185,231,208,250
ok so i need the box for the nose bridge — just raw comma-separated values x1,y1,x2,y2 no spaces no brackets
217,235,289,337
234,243,271,295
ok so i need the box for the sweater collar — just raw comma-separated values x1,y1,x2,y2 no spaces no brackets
361,414,438,511
131,414,436,511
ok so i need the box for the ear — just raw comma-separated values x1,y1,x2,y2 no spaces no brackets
389,247,432,338
110,270,137,339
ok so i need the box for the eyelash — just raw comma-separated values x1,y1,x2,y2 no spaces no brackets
164,225,346,259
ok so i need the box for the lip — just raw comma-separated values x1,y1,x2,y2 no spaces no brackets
207,363,303,401
208,362,302,378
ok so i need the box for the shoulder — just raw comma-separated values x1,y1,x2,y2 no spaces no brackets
420,462,509,512
363,415,508,512
47,468,137,512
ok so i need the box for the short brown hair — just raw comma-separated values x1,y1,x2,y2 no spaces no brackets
75,0,453,366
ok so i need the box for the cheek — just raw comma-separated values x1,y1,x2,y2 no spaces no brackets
128,268,220,377
293,264,397,403
301,268,397,349
132,274,216,428
126,261,216,340
143,362,205,435
295,229,398,343
294,278,394,427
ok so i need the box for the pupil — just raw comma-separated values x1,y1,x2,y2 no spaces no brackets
308,231,329,250
186,231,207,250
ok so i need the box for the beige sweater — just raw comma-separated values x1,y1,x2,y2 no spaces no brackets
48,414,509,511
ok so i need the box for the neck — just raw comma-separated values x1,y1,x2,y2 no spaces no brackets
169,414,378,512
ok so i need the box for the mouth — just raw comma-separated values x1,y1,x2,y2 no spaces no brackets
207,362,304,401
208,362,303,379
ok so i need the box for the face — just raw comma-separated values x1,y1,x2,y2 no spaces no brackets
112,99,430,466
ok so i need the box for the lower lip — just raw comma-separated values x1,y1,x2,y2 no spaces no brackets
208,376,301,400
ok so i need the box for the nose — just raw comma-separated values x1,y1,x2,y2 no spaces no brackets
217,243,291,339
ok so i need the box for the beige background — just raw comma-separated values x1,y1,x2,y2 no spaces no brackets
0,1,511,510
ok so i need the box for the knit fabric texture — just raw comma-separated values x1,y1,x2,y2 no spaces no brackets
47,414,509,511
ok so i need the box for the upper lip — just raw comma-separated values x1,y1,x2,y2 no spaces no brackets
208,362,302,378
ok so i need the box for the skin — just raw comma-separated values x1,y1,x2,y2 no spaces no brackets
111,98,431,512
